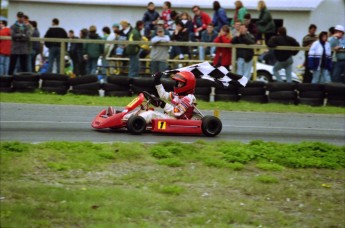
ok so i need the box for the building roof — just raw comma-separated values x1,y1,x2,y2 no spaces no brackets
10,0,324,11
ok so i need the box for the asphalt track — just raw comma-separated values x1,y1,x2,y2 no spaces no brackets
0,103,344,145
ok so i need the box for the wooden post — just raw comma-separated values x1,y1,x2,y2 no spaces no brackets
231,46,236,72
60,41,66,74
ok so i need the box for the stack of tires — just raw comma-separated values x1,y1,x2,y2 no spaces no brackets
0,76,14,92
195,79,213,101
239,81,267,103
40,73,70,95
325,83,345,107
103,75,132,97
12,72,40,92
69,75,100,96
296,83,325,106
267,82,297,105
215,84,239,102
130,77,158,96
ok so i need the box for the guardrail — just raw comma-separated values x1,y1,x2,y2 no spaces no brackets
0,36,309,78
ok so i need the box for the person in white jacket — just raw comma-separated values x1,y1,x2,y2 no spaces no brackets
308,31,332,84
150,27,170,73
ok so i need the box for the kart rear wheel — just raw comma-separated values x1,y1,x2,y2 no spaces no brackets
127,115,147,135
201,116,222,137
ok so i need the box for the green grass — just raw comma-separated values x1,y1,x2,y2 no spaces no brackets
1,92,344,114
1,141,344,227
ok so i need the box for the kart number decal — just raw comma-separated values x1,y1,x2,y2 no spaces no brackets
127,97,139,108
157,121,166,130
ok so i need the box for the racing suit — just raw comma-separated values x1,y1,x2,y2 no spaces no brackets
124,83,197,124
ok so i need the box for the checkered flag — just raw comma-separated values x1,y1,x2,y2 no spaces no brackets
164,62,248,87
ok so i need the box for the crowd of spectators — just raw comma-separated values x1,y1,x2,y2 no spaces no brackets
0,0,344,84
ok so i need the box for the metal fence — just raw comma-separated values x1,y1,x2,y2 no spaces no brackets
0,36,308,78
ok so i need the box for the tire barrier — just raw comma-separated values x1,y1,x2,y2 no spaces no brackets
1,73,344,107
267,82,297,105
13,72,40,93
40,73,69,95
0,76,14,92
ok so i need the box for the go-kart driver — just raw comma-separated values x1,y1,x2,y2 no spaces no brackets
121,71,197,124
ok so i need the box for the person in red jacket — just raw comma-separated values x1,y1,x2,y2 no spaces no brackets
0,20,12,75
191,5,212,41
213,25,232,68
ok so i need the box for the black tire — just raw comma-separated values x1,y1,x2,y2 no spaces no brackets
13,73,39,82
266,82,296,91
42,80,69,87
269,91,297,99
256,71,273,83
327,98,345,107
246,80,267,88
0,87,13,92
73,82,101,90
324,83,345,95
130,85,158,97
12,80,39,89
131,77,154,87
195,94,210,101
40,73,69,81
201,116,222,137
240,95,268,103
70,89,99,96
196,79,217,87
299,91,325,99
215,94,240,102
41,86,68,95
298,97,324,106
105,91,132,97
161,78,175,91
195,87,211,95
0,76,14,83
68,75,98,86
327,94,345,100
102,83,129,91
0,81,12,88
127,115,146,135
238,87,266,96
215,84,238,95
296,83,324,92
107,75,132,86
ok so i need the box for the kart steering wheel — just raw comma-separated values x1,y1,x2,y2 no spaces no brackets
142,91,163,106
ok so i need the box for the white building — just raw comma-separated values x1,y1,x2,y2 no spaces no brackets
6,0,345,65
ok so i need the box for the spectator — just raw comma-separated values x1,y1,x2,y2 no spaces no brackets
118,20,132,57
198,23,218,61
29,21,42,73
329,25,345,83
308,31,332,84
243,13,258,41
83,25,104,75
256,0,275,45
267,27,300,82
232,24,256,80
231,1,248,27
79,28,88,76
302,24,318,83
9,12,31,75
161,1,172,30
44,18,68,74
126,20,144,77
179,12,194,39
0,20,11,75
170,21,189,60
68,30,82,76
213,25,232,68
105,24,120,58
212,1,229,32
23,15,34,72
169,10,180,34
150,27,170,73
154,20,170,37
143,2,160,39
231,19,241,37
191,5,212,42
328,26,336,75
101,26,111,75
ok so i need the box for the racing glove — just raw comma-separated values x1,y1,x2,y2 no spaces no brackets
153,72,163,85
151,96,166,108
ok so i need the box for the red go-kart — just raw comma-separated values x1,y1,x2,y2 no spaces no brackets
91,91,222,136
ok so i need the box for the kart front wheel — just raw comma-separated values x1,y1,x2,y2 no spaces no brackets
127,115,147,135
201,116,222,137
